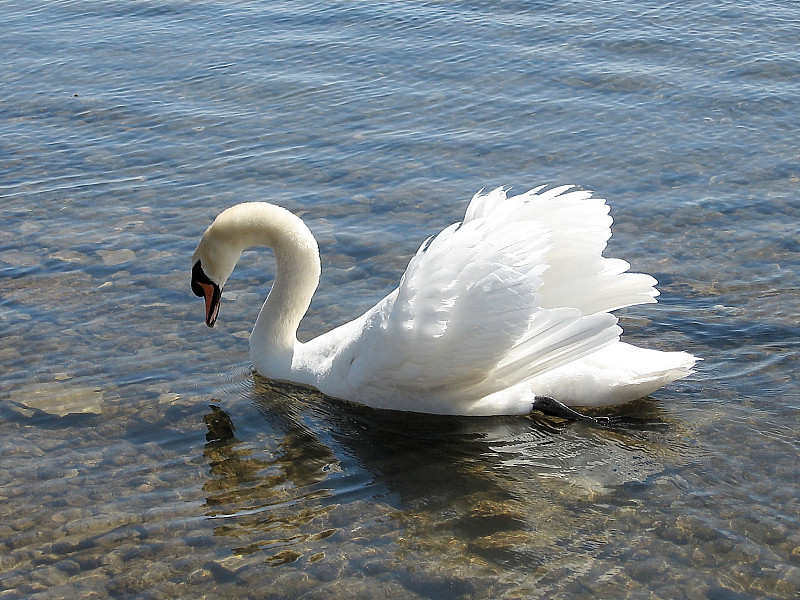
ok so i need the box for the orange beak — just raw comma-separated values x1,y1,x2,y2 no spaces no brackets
192,261,221,327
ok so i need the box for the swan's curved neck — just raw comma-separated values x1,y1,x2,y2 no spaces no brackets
252,206,320,372
208,203,321,373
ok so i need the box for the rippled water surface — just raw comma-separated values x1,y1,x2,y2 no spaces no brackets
2,1,799,598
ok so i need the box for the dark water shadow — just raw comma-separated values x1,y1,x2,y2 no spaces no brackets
198,372,697,574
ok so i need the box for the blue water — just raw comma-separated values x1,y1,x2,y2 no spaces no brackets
2,1,799,598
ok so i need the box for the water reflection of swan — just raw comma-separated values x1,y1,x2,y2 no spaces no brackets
201,394,340,559
200,379,689,564
192,186,695,417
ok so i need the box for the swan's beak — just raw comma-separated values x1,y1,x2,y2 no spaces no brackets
192,261,221,328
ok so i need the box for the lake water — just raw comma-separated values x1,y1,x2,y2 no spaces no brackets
2,1,799,598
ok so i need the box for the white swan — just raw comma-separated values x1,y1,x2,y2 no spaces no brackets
192,186,696,417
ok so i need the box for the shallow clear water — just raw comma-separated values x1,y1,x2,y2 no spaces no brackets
2,1,799,598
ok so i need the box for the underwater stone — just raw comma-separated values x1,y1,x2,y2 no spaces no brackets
10,381,104,416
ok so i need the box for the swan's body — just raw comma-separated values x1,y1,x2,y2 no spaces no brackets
192,186,696,416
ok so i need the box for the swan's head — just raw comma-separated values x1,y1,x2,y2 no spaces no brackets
191,211,246,327
191,202,320,328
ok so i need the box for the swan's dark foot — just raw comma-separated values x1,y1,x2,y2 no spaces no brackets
531,396,611,425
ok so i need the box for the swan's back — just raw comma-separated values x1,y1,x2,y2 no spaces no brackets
291,186,695,415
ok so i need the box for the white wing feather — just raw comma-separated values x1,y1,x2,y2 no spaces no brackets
303,186,661,413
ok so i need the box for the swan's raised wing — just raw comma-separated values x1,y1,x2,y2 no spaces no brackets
309,186,656,413
466,186,660,314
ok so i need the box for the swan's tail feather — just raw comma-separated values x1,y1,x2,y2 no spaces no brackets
624,350,697,385
528,343,698,406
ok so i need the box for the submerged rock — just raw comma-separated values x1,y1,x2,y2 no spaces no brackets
97,249,136,266
10,381,104,416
